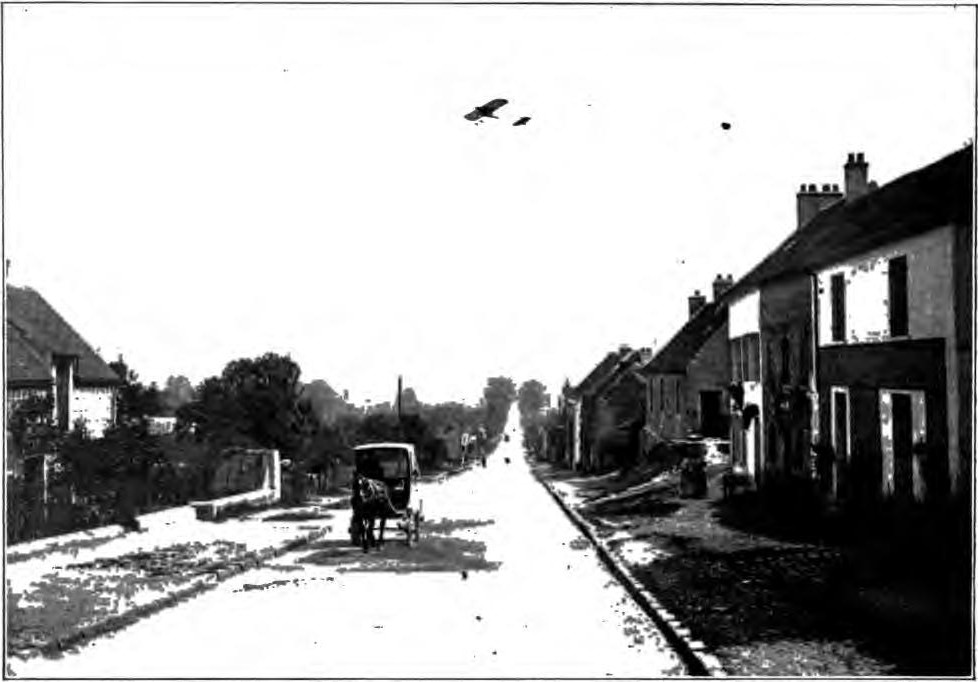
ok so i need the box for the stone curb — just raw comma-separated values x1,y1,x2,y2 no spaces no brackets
532,467,726,677
12,525,333,661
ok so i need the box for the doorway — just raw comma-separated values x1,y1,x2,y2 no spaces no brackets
891,393,914,499
699,390,723,437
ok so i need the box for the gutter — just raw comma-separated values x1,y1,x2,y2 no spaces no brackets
532,468,726,677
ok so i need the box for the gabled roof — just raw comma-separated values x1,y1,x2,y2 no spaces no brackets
639,302,728,376
726,144,973,300
6,286,122,386
571,347,633,398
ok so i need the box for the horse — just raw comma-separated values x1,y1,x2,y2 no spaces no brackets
353,476,393,552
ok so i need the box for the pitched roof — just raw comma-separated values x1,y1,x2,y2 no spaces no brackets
726,144,973,300
571,347,634,397
639,302,728,376
6,286,122,386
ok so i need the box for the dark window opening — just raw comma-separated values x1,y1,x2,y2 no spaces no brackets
745,333,760,382
888,256,909,337
830,274,846,342
731,338,743,382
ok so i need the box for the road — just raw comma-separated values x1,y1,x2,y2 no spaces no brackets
15,408,684,678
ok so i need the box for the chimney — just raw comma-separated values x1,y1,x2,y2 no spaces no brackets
688,290,707,318
844,151,870,200
796,181,843,229
712,273,734,302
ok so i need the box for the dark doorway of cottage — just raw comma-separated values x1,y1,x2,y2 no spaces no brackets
892,393,914,499
699,390,724,437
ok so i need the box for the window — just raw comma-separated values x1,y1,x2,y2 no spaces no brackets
745,333,760,382
658,378,664,413
731,334,760,382
731,338,743,382
888,255,909,337
830,273,846,342
675,379,681,414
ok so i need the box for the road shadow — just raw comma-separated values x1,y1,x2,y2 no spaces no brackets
296,516,500,574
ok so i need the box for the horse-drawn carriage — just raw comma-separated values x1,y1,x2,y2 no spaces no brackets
348,443,423,552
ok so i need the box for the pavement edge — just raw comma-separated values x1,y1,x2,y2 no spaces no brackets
12,525,332,661
531,465,726,677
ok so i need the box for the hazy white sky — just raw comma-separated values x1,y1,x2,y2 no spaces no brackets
4,3,974,405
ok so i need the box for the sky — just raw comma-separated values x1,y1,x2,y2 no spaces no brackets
3,3,975,406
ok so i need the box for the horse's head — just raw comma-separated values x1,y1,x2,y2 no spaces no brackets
358,476,383,502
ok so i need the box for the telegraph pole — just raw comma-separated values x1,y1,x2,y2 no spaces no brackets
396,375,403,423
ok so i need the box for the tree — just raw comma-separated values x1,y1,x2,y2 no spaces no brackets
160,375,196,416
109,361,162,425
482,376,517,438
517,379,550,423
177,352,308,457
400,387,420,415
301,379,351,425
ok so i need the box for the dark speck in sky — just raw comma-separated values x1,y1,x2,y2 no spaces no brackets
721,121,731,130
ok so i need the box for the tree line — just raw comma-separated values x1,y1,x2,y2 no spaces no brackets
7,352,519,542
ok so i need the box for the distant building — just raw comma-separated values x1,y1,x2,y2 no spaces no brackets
639,276,733,445
146,416,177,436
566,346,649,472
6,285,122,438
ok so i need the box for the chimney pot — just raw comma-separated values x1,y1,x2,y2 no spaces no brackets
712,274,733,301
844,151,870,200
798,179,842,229
832,184,839,192
799,183,806,192
688,291,707,319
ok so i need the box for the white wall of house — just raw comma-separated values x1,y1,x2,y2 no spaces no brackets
816,225,962,494
729,289,760,337
729,290,763,478
816,226,954,346
71,386,116,438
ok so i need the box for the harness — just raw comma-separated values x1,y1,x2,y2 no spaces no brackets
358,476,400,517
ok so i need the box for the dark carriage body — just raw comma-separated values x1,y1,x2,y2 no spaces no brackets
349,442,423,549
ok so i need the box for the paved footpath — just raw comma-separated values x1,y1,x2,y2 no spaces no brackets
10,412,686,678
6,495,340,664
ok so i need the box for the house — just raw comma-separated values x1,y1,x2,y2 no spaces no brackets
590,346,653,470
639,275,733,446
724,145,972,507
566,345,649,472
7,285,122,439
724,159,870,488
811,146,972,505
